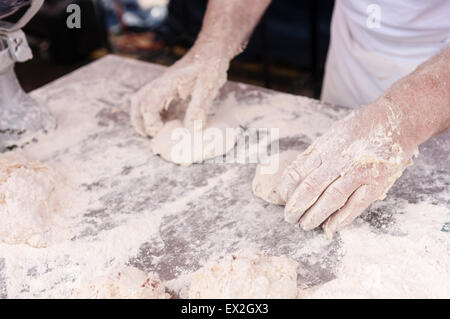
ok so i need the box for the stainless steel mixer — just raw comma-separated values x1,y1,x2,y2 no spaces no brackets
0,0,55,152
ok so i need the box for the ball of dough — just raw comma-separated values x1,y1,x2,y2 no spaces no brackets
252,150,300,204
188,250,299,299
0,152,69,248
74,266,170,299
150,108,239,166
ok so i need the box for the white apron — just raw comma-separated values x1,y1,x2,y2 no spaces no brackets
321,0,450,108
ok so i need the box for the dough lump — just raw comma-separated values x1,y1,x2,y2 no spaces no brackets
252,150,300,204
0,152,69,248
151,109,239,166
74,266,170,299
188,250,299,299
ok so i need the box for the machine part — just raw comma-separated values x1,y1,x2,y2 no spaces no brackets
0,0,43,32
0,0,55,152
0,0,30,20
2,29,32,63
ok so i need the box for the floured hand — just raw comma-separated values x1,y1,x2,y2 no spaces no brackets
130,49,229,137
278,101,419,236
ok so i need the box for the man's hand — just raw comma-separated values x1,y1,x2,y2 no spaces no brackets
278,101,418,235
130,49,229,137
279,45,449,236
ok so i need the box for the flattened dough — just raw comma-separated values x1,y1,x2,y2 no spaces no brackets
151,109,239,166
0,152,70,248
74,266,170,299
188,249,299,299
252,150,301,204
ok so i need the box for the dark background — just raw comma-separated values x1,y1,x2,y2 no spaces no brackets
12,0,335,98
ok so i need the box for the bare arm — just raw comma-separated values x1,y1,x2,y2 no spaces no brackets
194,0,272,59
380,45,450,149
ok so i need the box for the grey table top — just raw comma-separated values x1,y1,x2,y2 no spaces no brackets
0,55,448,298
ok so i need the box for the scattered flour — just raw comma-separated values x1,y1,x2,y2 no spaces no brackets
304,202,450,298
188,249,299,299
73,266,169,299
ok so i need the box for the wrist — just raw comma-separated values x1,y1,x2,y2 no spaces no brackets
179,39,232,76
369,98,422,155
192,35,239,61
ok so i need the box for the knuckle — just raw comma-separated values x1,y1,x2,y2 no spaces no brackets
327,185,346,201
285,167,301,183
291,158,305,171
301,176,318,193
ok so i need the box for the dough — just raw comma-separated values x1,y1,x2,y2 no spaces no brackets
74,266,170,299
188,249,299,299
0,152,70,248
252,150,301,204
151,109,239,166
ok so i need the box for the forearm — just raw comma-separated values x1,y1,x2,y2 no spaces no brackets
193,0,272,59
377,46,450,148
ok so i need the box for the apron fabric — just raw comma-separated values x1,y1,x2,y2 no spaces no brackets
321,0,450,108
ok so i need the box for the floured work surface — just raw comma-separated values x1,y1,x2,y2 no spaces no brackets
0,56,448,298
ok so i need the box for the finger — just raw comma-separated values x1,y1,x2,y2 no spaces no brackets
322,184,374,236
184,90,208,132
140,85,177,137
130,93,147,136
284,166,340,224
130,83,166,137
278,147,322,202
184,72,225,131
298,176,360,231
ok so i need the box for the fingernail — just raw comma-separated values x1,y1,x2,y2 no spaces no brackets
322,222,336,239
285,192,310,226
298,210,319,231
284,205,300,224
300,220,315,231
322,219,336,239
